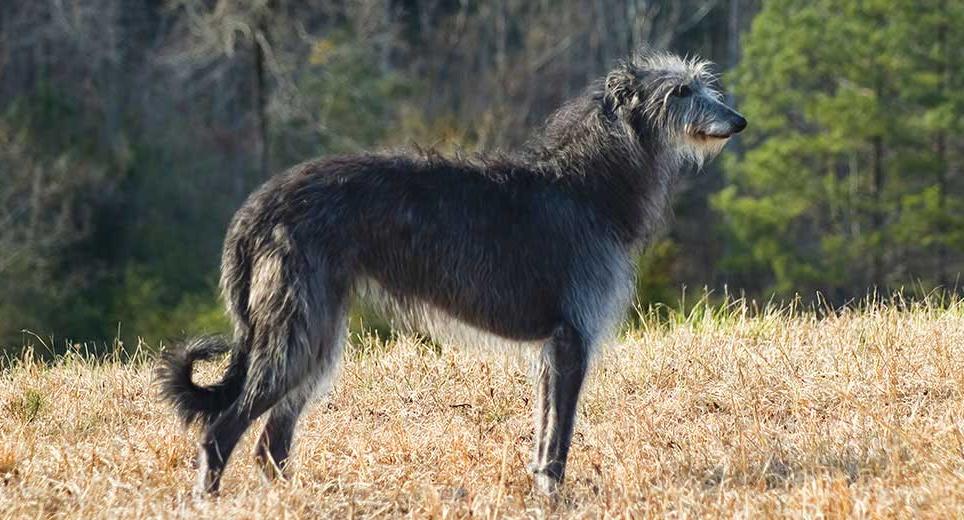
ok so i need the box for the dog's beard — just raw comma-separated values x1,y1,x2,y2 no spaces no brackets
678,133,729,170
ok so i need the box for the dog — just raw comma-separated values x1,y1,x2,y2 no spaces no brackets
158,50,746,496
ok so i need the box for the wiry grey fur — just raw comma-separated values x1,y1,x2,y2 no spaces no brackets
157,50,746,496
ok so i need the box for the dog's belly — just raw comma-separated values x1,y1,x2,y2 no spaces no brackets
361,263,564,342
376,272,562,341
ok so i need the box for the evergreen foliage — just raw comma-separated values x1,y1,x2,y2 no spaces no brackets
715,0,963,297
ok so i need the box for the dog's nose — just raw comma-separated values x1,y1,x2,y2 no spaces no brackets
731,115,747,134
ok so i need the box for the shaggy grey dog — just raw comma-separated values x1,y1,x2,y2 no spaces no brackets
159,50,746,496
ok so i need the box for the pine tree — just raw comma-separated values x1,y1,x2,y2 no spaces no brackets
714,0,963,299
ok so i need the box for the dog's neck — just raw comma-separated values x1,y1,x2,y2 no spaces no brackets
526,111,684,245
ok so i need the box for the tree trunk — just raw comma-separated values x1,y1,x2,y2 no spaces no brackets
870,135,884,286
726,0,741,154
254,25,270,182
935,1,949,287
728,0,741,69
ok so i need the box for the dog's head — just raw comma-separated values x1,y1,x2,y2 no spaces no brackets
604,51,746,168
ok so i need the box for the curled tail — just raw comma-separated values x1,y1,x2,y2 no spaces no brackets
157,336,248,426
159,206,254,426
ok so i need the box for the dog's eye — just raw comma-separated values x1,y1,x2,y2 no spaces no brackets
672,85,692,97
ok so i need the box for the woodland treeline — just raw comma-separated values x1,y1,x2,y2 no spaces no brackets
1,0,961,350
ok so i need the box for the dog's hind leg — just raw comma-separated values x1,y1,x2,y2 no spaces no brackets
195,376,294,496
254,311,348,480
195,254,349,495
253,385,313,480
194,320,322,496
531,323,590,495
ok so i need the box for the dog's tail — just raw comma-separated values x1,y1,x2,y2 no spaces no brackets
157,336,248,425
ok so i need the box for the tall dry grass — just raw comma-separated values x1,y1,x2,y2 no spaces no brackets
2,297,964,518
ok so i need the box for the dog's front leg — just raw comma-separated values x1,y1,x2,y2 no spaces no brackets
531,323,589,495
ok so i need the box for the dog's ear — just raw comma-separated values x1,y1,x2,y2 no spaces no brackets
605,65,642,111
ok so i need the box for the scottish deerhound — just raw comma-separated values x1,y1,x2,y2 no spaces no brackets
158,50,746,496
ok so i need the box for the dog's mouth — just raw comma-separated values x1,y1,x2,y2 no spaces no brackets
692,131,731,140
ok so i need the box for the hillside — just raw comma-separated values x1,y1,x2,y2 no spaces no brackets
2,301,964,518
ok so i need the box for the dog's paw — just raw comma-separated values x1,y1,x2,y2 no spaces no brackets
193,451,222,498
192,479,221,501
254,450,287,483
532,472,560,496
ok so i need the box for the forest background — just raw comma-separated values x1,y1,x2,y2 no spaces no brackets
1,0,961,353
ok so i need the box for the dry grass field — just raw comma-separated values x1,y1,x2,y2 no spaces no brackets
3,298,964,518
